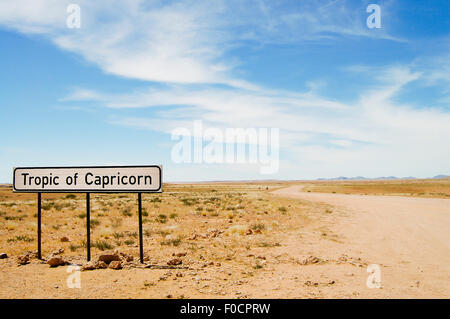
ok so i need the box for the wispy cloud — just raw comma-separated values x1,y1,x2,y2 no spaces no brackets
65,65,450,177
0,0,404,87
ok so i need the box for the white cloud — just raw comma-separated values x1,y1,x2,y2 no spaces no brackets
65,65,450,179
0,0,404,87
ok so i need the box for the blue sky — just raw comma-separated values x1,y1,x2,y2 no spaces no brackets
0,0,449,182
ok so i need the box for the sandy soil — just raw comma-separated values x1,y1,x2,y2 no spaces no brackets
0,184,448,298
266,186,450,298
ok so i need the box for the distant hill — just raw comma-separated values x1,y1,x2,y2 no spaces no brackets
317,174,449,181
432,175,450,179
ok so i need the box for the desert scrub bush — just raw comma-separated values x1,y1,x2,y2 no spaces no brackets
7,235,34,243
149,197,162,203
169,213,178,219
65,194,77,199
160,237,182,247
110,217,122,228
77,213,86,219
155,214,168,223
195,206,204,211
113,232,124,239
129,232,138,238
93,240,113,251
251,223,265,231
226,212,234,219
90,219,100,228
278,206,287,212
157,230,170,237
257,241,281,248
180,197,199,206
142,209,149,217
253,262,264,269
69,244,80,252
122,207,132,217
4,215,26,221
124,239,135,246
42,203,53,211
225,224,247,235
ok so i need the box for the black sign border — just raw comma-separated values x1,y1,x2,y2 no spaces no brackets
13,165,162,193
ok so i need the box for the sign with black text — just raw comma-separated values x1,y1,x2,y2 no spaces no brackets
13,166,162,193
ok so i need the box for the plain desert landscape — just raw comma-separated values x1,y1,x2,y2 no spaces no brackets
0,179,449,298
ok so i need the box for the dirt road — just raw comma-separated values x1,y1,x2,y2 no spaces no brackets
267,185,450,298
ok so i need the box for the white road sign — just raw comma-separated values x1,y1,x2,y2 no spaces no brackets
13,166,162,193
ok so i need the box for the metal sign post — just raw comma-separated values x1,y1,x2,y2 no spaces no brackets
86,193,91,261
13,165,162,263
138,193,143,263
37,193,42,259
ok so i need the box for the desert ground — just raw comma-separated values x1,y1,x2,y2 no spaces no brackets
0,179,448,298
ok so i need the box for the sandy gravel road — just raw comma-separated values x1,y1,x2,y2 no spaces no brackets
269,186,450,298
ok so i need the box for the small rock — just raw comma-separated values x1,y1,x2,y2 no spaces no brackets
109,261,122,270
50,248,65,256
96,261,108,269
17,255,29,265
60,237,70,242
0,253,8,259
245,229,253,235
167,258,182,266
299,255,321,265
173,252,187,257
120,253,133,262
304,280,319,287
345,272,354,277
47,256,65,267
81,261,99,271
98,251,120,264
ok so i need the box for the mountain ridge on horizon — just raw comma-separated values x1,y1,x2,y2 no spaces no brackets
316,174,450,181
